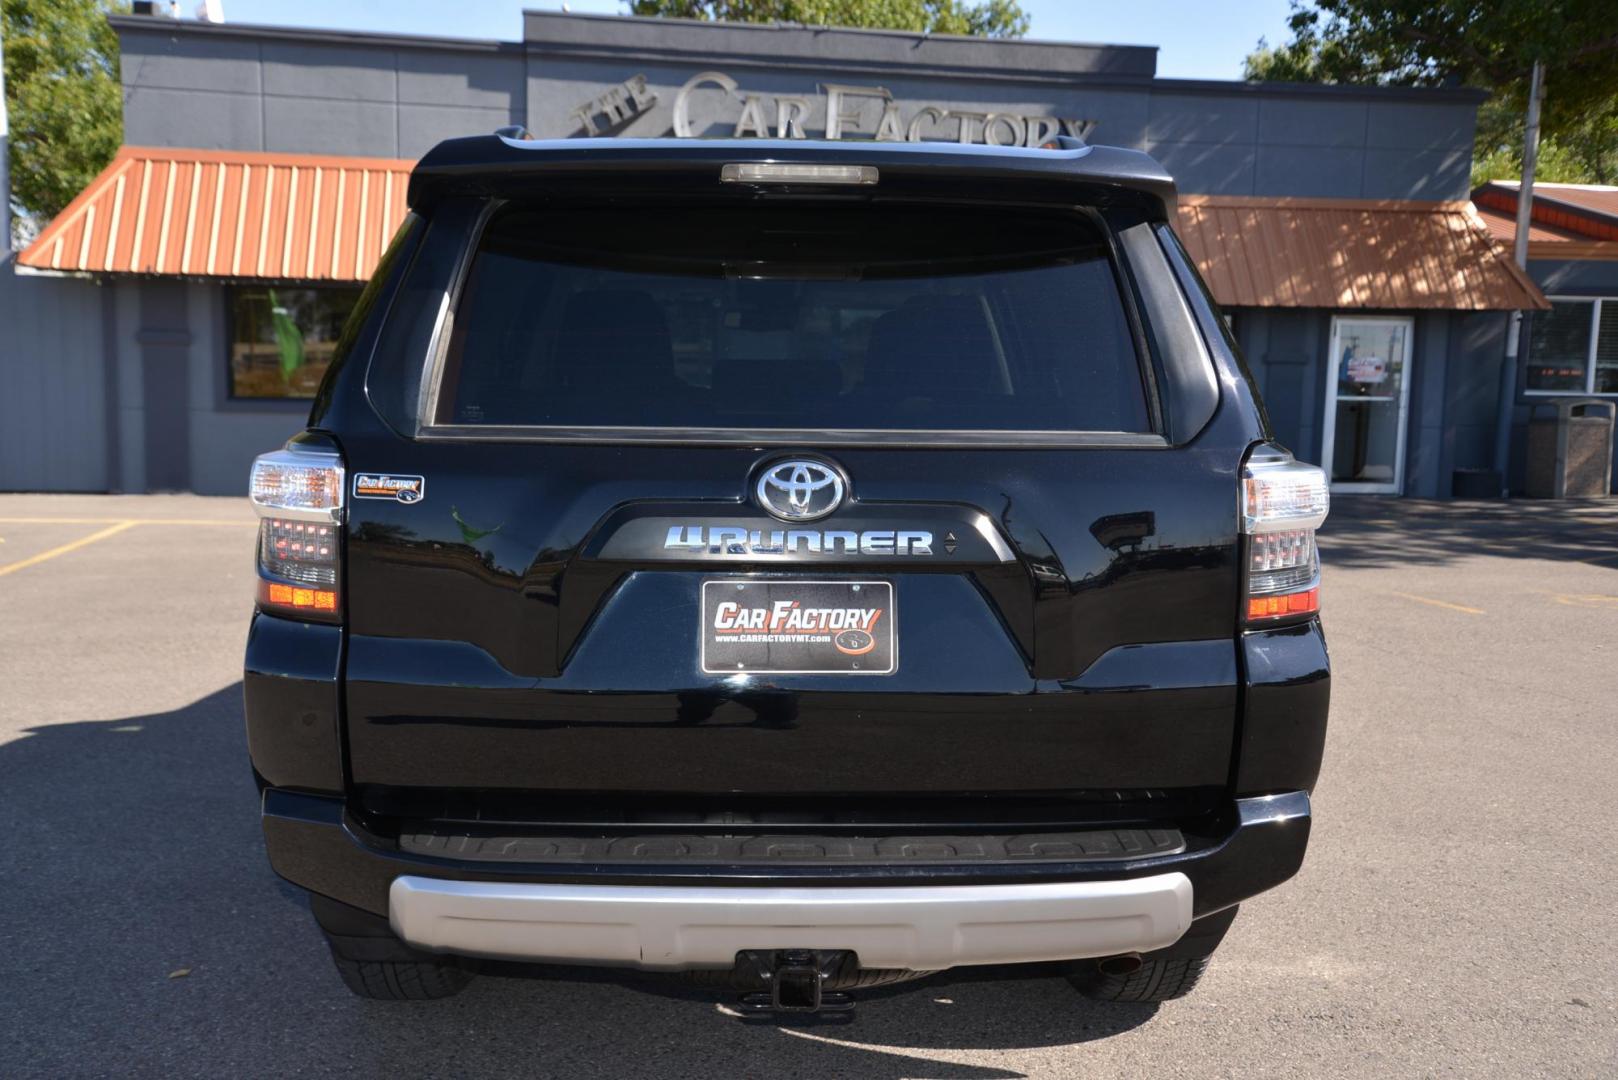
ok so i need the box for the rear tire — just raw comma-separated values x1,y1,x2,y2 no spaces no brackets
310,894,474,1000
329,951,474,1000
1070,956,1209,1003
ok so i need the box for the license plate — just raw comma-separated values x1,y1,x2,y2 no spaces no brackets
701,580,896,675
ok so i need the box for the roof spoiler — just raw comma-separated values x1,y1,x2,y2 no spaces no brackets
408,135,1177,221
1038,134,1089,151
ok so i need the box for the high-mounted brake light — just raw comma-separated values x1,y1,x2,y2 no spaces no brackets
249,446,344,622
720,163,879,186
1240,456,1329,624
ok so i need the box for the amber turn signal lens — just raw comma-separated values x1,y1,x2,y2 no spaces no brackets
260,579,338,614
1246,588,1319,621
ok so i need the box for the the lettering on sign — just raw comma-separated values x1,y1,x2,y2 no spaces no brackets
666,70,1097,146
570,74,659,136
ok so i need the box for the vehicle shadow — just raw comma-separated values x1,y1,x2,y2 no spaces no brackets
1320,496,1618,570
1,686,1154,1079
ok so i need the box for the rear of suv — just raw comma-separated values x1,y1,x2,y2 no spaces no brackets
244,135,1330,1011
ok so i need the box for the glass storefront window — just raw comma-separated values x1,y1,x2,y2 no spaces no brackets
228,286,363,399
1526,298,1618,396
1596,302,1618,395
1322,316,1413,493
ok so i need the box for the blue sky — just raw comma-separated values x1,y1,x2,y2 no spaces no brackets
221,0,1294,81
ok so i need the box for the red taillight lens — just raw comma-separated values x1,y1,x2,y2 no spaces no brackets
249,446,344,622
260,517,338,585
1241,456,1328,625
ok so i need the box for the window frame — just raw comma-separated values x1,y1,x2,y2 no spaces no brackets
410,199,1176,450
1524,295,1618,398
224,282,365,403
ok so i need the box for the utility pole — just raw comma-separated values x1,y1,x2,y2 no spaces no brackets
1,11,11,260
1492,59,1544,497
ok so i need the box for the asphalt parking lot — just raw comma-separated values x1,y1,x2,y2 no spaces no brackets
3,492,1616,1078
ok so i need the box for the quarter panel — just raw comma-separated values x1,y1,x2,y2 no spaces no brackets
244,613,345,793
1236,621,1331,794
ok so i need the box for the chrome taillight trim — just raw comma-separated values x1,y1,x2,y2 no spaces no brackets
1240,458,1329,535
249,447,346,525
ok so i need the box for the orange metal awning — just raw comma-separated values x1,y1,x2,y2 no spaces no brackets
1176,195,1548,311
20,148,1548,313
16,147,413,282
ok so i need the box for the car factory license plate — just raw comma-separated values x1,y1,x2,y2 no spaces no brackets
701,580,896,675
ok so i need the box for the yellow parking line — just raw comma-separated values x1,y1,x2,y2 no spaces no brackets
1553,594,1618,608
1391,591,1485,616
0,517,254,527
0,521,141,578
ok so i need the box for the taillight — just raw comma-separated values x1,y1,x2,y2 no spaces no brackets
249,446,344,622
1240,455,1328,624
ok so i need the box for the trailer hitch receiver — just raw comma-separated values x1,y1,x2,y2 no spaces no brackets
735,950,857,1015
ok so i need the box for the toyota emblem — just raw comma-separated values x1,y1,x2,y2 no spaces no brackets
756,460,846,521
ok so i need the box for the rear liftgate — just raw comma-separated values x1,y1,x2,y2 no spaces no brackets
337,155,1254,1013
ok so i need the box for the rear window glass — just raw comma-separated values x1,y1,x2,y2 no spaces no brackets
434,205,1150,433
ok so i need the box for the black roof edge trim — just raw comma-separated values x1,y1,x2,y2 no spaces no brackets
108,14,518,54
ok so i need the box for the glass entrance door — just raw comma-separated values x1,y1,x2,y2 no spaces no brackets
1322,316,1414,494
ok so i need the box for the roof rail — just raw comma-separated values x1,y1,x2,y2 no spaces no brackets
494,125,533,141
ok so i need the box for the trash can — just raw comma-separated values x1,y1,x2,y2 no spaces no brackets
1451,468,1502,499
1525,399,1616,498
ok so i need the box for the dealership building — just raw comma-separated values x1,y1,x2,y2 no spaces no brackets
6,8,1606,497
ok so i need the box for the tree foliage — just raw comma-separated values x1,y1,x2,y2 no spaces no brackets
2,0,126,226
1243,1,1618,183
1470,93,1618,185
627,0,1029,38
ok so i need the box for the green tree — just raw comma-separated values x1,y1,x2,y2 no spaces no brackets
626,0,1029,38
1243,1,1618,184
2,0,125,227
1469,93,1618,185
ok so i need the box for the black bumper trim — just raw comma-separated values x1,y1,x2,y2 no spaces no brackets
262,789,1310,920
397,825,1187,865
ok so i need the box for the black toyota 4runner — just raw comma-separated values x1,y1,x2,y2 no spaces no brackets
245,135,1330,1012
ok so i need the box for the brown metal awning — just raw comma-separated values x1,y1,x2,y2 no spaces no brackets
1472,181,1618,262
15,147,413,282
1176,195,1548,311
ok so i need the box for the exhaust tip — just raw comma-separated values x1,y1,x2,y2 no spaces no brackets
1096,952,1143,977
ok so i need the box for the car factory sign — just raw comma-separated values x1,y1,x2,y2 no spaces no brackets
570,71,1098,147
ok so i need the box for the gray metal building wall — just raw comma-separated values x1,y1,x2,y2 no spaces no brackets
1530,257,1618,295
115,281,303,495
1233,307,1512,498
114,13,1483,201
0,264,111,492
116,21,525,160
0,265,303,495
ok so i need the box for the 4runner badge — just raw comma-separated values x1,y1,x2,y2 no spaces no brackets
353,473,425,504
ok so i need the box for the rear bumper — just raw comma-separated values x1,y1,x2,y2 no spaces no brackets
262,788,1311,964
388,873,1193,969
